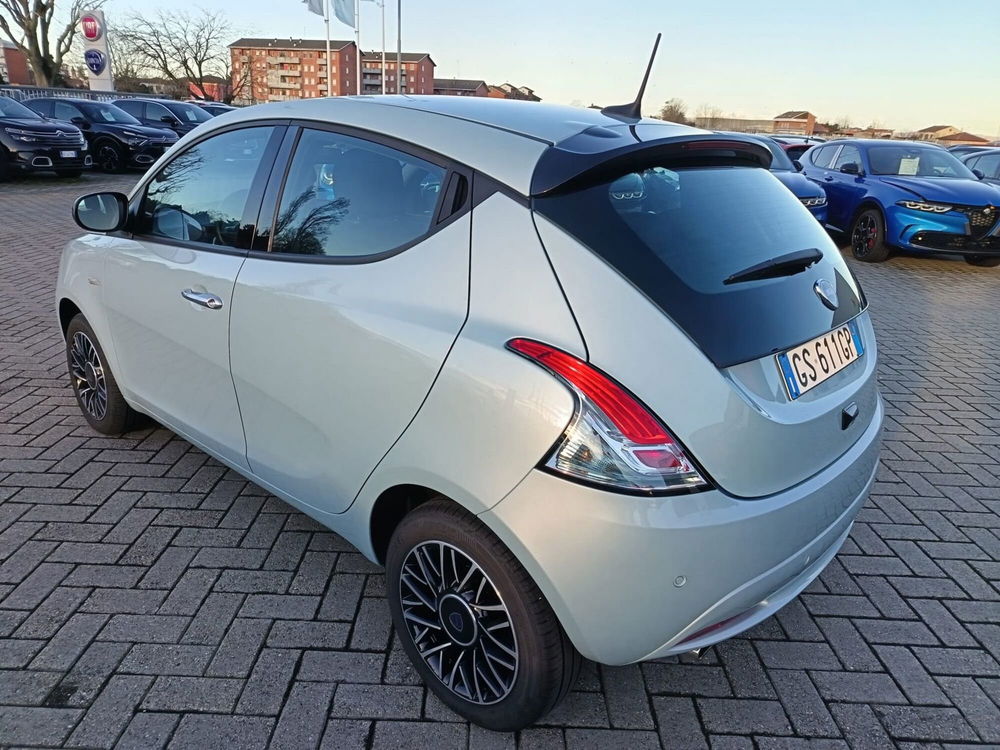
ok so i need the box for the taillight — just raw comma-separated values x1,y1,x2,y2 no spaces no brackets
507,338,708,494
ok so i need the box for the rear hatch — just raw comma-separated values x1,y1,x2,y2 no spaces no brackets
533,137,878,498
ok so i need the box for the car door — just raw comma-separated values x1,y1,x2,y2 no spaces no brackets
145,101,180,134
102,124,284,468
800,144,840,226
825,145,868,229
229,125,471,514
52,100,83,126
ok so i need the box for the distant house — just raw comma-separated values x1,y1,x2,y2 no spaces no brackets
840,126,894,139
915,125,960,141
0,40,32,85
433,78,488,96
937,131,991,147
497,82,541,102
773,110,817,135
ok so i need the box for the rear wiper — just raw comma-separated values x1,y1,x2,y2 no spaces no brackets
724,247,823,285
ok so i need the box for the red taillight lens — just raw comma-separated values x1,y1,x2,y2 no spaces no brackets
507,338,708,494
507,338,668,445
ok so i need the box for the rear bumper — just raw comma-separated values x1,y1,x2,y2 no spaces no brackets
481,394,883,665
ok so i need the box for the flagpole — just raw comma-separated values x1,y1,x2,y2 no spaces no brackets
354,0,361,94
380,0,386,94
396,0,401,94
324,0,331,97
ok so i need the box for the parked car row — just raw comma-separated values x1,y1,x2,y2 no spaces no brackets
798,139,1000,267
0,94,233,180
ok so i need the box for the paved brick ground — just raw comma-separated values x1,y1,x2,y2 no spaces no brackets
1,172,999,749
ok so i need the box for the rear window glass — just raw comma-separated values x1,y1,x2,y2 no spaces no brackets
535,164,864,368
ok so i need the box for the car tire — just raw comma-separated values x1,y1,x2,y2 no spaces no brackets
386,499,581,731
65,314,143,434
0,150,10,182
56,169,83,178
95,140,126,173
965,256,1000,268
850,207,890,262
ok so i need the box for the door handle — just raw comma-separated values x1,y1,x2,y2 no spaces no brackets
181,289,224,310
824,176,835,182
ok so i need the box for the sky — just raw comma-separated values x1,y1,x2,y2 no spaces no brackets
110,0,1000,137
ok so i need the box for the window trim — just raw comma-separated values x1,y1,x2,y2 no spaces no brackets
126,120,290,256
248,119,473,265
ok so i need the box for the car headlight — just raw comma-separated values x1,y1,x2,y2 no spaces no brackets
897,200,952,213
121,131,148,147
2,127,41,142
800,196,827,207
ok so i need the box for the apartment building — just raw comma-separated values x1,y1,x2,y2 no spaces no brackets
228,37,434,104
433,78,489,96
1,40,32,85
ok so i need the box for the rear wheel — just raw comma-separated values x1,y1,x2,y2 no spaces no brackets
850,207,890,262
965,256,1000,268
386,499,581,731
65,314,143,434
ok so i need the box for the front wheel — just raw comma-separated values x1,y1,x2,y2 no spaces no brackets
965,256,1000,268
65,314,143,434
850,208,890,262
95,140,126,173
386,500,581,731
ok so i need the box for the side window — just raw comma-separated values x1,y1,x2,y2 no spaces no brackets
270,128,446,257
978,154,1000,178
833,145,861,169
146,102,173,123
26,99,52,117
808,145,828,168
53,101,80,122
116,100,144,118
136,126,279,248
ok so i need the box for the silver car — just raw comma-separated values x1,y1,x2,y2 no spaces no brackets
59,96,883,730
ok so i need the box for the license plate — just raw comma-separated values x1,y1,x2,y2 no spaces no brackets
776,320,864,399
59,150,76,158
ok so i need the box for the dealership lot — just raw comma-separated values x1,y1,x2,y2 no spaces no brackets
1,174,999,748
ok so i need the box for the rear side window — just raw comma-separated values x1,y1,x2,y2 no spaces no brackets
136,126,279,247
116,100,144,118
833,145,861,169
809,145,836,168
53,101,80,121
269,128,445,257
535,164,864,368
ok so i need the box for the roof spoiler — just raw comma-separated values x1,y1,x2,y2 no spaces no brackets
530,133,774,197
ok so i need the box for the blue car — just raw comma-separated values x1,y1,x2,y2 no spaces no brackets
720,132,827,222
961,148,1000,187
800,139,1000,267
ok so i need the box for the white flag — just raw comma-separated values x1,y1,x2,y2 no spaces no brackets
332,0,356,27
302,0,324,16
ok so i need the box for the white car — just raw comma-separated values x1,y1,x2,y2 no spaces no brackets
60,96,882,730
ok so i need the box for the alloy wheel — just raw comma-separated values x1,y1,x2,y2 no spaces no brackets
70,331,108,420
98,144,120,172
399,540,518,705
853,214,878,257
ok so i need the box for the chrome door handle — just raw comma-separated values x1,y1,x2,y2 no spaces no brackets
181,289,224,310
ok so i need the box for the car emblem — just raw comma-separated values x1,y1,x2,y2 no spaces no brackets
448,613,464,632
84,49,107,75
814,279,839,311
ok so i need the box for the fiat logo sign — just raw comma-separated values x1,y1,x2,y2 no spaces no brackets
81,14,102,42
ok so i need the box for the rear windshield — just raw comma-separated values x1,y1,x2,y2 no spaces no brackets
535,165,864,368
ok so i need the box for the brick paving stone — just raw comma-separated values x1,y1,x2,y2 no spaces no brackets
5,176,1000,747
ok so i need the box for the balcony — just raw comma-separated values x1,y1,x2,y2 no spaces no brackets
266,56,300,64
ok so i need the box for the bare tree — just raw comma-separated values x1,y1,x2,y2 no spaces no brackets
656,98,688,124
115,9,234,100
0,0,102,86
695,103,724,128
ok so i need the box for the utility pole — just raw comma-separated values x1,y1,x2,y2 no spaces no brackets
396,0,402,93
